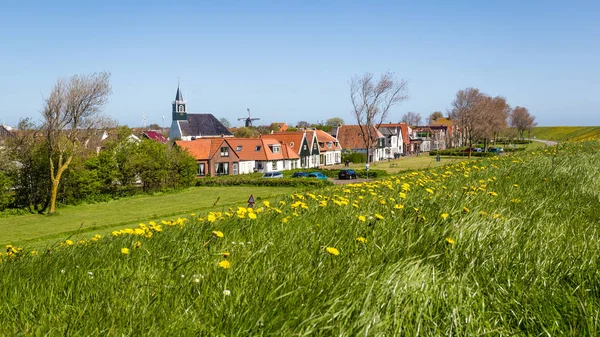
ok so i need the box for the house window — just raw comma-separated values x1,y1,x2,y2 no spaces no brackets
179,105,184,112
215,163,229,175
221,147,229,157
272,160,277,170
327,142,332,148
272,145,280,153
236,145,242,151
198,163,205,176
232,163,239,175
255,146,261,151
303,145,307,150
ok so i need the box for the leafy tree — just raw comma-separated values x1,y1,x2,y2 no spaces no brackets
233,127,256,138
219,117,231,128
326,117,344,127
428,111,444,123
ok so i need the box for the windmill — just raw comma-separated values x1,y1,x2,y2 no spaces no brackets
238,108,260,127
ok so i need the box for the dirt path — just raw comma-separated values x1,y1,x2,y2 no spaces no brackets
530,139,558,146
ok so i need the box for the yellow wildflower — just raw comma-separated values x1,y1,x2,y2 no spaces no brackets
358,215,366,222
218,260,231,269
326,247,340,256
65,240,74,246
248,212,257,220
375,214,384,220
440,213,449,219
134,241,142,249
222,252,230,258
121,248,130,255
207,214,217,223
463,207,470,213
356,237,367,244
394,204,404,209
212,230,224,238
445,238,455,245
425,188,434,194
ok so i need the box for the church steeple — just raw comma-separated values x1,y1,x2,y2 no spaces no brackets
172,82,187,121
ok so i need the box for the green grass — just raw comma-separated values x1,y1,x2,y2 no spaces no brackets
0,186,296,248
3,141,600,335
532,126,600,141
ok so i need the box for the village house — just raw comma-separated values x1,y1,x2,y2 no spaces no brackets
429,117,462,148
377,123,408,158
175,138,239,177
314,129,342,166
264,131,321,168
332,125,388,162
227,138,300,173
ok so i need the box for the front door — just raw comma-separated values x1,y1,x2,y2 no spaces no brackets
233,163,239,175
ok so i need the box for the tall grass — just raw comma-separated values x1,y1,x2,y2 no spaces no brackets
1,141,600,335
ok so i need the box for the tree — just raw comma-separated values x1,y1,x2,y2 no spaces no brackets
326,117,344,127
233,127,256,138
449,88,484,147
296,121,310,129
219,117,231,128
510,106,536,139
41,72,112,214
400,111,422,126
428,111,444,123
350,71,408,168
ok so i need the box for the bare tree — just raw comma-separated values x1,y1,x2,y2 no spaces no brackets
510,106,536,139
219,117,231,128
350,71,408,166
296,121,310,129
400,111,422,126
42,72,112,213
449,88,485,147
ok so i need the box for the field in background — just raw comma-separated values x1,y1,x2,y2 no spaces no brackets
532,126,600,141
3,140,600,335
0,186,296,248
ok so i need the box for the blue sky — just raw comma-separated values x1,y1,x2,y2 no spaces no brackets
1,0,598,128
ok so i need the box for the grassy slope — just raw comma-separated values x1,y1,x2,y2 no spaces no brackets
532,126,600,141
3,141,600,335
0,186,296,247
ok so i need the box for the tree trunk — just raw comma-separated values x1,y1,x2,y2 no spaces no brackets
48,154,73,214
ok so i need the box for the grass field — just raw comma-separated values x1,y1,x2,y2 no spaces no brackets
0,186,296,248
2,140,600,335
532,126,600,141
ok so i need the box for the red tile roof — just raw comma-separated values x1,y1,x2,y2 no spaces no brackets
143,130,168,143
335,125,382,149
314,129,342,151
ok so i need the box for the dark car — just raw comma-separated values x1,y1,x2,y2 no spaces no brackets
291,172,308,178
307,172,328,180
338,169,357,180
262,171,283,179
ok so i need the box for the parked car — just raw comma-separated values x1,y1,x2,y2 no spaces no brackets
262,171,283,178
338,169,357,180
488,147,504,154
474,147,483,152
291,172,308,178
463,147,483,153
307,172,328,180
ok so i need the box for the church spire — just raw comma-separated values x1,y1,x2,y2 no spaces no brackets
175,83,184,102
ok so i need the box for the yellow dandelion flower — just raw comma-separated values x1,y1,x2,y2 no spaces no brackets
425,188,434,194
30,250,38,256
375,214,384,220
394,204,404,209
445,237,455,245
399,192,407,199
356,237,367,244
222,252,230,258
263,201,271,208
121,248,130,255
65,240,74,246
248,212,257,220
282,217,289,223
379,199,386,205
207,214,217,223
212,230,224,238
463,207,470,213
133,241,142,249
218,260,231,269
326,247,340,256
440,213,449,219
358,215,366,222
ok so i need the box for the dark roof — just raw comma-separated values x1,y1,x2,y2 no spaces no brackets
0,125,14,139
179,114,233,137
175,85,184,101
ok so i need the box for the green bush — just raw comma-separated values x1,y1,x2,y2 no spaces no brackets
342,152,366,164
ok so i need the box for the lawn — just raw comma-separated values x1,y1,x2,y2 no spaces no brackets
0,186,296,248
3,141,600,335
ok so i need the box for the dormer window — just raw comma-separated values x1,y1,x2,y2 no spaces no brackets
327,142,332,148
255,146,261,151
236,145,242,151
272,145,280,153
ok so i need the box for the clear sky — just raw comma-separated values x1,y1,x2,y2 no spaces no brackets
1,0,598,128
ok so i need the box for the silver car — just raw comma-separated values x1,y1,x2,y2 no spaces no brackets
262,171,284,178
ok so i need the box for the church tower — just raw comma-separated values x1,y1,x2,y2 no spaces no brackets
172,84,187,121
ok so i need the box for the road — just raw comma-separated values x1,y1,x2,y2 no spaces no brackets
530,139,558,146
